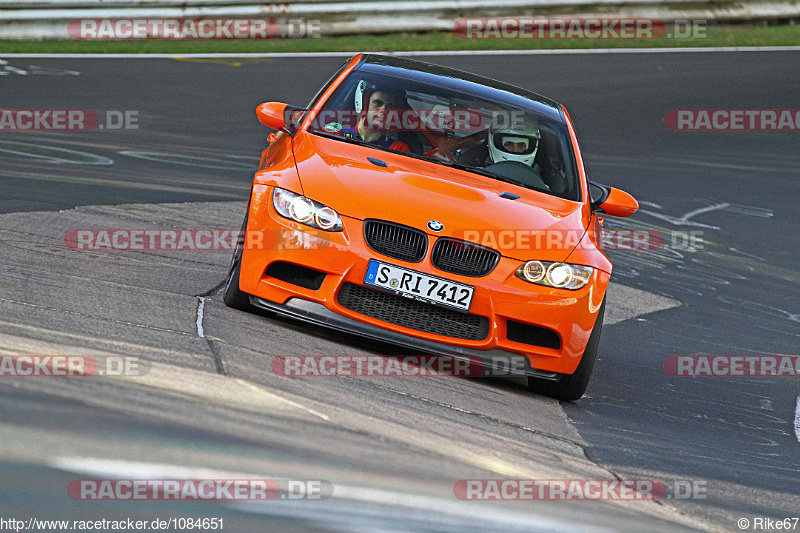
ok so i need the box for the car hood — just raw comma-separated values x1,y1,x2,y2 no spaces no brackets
291,132,588,262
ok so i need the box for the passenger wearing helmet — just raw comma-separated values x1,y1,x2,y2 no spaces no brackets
326,81,409,152
453,116,556,191
487,120,541,167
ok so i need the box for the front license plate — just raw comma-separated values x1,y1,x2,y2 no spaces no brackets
364,259,474,312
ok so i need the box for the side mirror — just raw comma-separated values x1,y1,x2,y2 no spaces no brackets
256,102,307,134
589,181,638,218
256,102,289,131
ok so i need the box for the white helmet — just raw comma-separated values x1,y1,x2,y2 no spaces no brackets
354,80,374,114
488,118,541,167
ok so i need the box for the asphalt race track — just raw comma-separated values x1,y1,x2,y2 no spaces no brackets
0,52,798,532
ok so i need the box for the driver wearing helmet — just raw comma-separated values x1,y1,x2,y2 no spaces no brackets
326,81,409,152
487,120,541,167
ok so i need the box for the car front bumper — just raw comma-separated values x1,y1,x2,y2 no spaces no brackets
240,184,609,376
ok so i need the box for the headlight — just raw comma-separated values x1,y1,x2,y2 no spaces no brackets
516,261,592,290
272,188,343,232
546,263,573,287
289,196,315,223
521,260,546,283
314,206,339,230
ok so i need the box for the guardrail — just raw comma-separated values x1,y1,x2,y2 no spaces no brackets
2,0,799,40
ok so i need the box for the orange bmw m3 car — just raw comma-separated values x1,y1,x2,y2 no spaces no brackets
224,53,638,400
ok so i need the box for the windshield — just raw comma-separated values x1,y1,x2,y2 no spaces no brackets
307,71,581,201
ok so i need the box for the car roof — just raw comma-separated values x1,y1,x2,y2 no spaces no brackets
356,54,564,123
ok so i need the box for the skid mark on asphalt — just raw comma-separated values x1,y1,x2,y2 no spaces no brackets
588,381,800,473
0,140,113,165
119,150,256,170
601,199,779,306
0,169,247,198
0,59,80,76
716,295,800,325
638,201,773,231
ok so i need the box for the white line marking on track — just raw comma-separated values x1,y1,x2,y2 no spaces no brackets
794,396,800,443
2,46,800,59
196,297,205,338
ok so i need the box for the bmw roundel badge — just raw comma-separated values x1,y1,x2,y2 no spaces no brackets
427,220,444,232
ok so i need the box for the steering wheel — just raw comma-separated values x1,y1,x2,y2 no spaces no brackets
421,129,488,163
483,161,550,191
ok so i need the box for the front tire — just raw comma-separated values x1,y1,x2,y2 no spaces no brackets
223,211,255,312
527,298,605,402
